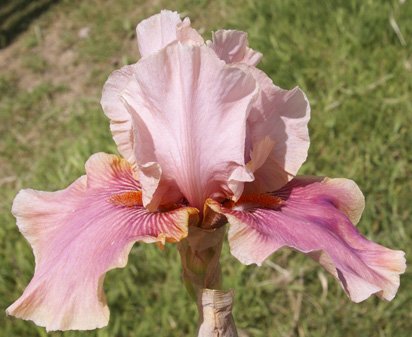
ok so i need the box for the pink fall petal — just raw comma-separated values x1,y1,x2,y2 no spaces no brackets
121,42,258,210
207,30,263,66
207,177,406,302
7,153,198,331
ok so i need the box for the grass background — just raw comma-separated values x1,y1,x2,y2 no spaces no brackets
0,0,411,336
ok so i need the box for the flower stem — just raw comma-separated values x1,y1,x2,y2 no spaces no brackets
197,289,238,337
178,226,225,298
177,226,238,336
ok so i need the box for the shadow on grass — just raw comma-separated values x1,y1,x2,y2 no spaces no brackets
0,0,59,49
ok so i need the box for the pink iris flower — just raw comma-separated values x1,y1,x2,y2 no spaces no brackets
7,10,405,332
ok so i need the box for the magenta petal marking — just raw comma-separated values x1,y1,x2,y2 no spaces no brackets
208,177,406,302
6,153,198,331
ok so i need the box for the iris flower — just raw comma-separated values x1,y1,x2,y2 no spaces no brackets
7,10,405,333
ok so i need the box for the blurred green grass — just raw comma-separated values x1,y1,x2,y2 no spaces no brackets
0,0,411,336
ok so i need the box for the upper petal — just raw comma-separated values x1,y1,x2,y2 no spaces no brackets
244,67,310,193
206,30,262,66
102,11,204,167
7,153,198,331
136,10,203,58
208,177,405,302
101,65,136,167
121,42,258,209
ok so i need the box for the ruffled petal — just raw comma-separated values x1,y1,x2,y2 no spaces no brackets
206,30,262,66
101,65,136,167
244,67,310,193
121,42,258,209
7,153,198,331
176,17,204,45
207,177,405,302
136,10,203,58
102,12,204,166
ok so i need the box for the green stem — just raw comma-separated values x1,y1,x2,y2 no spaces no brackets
178,226,225,298
177,226,238,336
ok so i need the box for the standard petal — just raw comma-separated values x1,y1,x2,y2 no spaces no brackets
136,10,203,58
208,177,406,302
176,17,204,45
244,67,310,193
207,30,262,66
7,153,198,331
101,65,136,167
102,12,203,170
121,42,258,209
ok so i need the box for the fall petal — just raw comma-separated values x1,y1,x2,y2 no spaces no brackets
244,68,310,193
136,10,203,58
121,42,258,209
207,30,262,66
7,153,198,331
208,177,405,302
